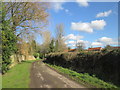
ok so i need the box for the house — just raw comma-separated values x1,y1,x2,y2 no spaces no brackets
64,49,77,52
88,47,102,51
106,46,120,51
68,49,77,52
112,47,120,49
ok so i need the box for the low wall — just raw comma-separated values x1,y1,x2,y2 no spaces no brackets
10,54,36,68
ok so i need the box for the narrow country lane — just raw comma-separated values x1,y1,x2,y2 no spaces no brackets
30,60,88,88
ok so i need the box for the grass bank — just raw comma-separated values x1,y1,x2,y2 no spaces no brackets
2,60,36,88
47,64,118,89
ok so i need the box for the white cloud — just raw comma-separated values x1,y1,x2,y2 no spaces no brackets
52,2,71,15
97,37,118,45
52,2,64,12
51,0,68,12
65,40,76,45
91,20,106,30
51,0,89,12
77,40,89,44
63,34,91,48
98,37,112,42
96,10,112,18
71,22,93,33
77,40,90,47
91,42,103,46
69,41,75,44
91,37,118,47
65,36,118,48
65,40,89,48
71,20,106,33
76,0,89,7
63,34,84,40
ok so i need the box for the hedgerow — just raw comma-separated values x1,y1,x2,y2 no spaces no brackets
44,49,120,86
2,8,17,74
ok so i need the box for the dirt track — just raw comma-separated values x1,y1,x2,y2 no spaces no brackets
30,60,88,88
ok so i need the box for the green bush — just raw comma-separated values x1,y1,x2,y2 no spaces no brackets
1,6,18,74
44,50,120,86
2,20,17,74
47,64,118,88
39,53,44,59
33,53,44,59
33,53,39,58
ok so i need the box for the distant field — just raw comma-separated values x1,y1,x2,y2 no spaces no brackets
2,60,36,88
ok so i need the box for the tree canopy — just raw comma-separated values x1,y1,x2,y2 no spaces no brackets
1,2,49,74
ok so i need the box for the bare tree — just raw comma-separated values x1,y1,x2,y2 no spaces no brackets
55,24,67,52
17,38,29,60
76,42,85,51
2,2,49,57
3,2,49,36
41,30,51,54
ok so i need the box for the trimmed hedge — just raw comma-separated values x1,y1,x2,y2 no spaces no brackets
44,49,120,86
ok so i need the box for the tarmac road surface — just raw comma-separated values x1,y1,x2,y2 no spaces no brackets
30,60,89,89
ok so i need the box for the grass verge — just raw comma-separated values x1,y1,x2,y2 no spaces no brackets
47,64,118,89
2,60,36,88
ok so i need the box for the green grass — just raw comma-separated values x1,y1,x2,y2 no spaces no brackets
2,60,36,88
35,58,43,60
0,74,2,89
47,64,118,88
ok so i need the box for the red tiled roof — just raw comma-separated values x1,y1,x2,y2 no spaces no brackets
68,49,77,52
112,47,120,48
64,49,77,52
88,47,102,51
